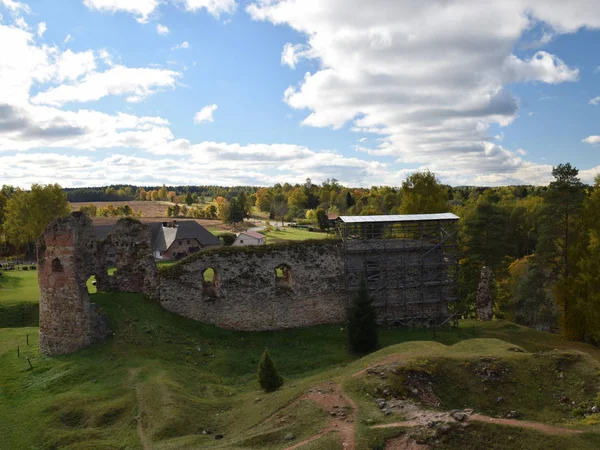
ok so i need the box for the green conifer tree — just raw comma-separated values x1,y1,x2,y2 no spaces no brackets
347,277,378,353
257,349,284,392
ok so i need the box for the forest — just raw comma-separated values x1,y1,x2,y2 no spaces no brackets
1,164,599,344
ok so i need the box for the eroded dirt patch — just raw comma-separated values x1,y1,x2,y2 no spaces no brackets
282,381,357,450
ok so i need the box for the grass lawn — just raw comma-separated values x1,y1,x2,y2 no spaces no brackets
0,270,39,305
3,271,600,448
0,270,40,328
263,227,333,244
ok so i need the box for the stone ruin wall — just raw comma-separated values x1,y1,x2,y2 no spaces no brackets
159,239,454,330
37,213,455,354
96,218,159,299
159,242,348,331
37,213,158,356
37,213,110,356
476,266,493,321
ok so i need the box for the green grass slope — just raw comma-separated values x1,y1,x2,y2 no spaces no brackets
0,289,474,450
3,275,600,449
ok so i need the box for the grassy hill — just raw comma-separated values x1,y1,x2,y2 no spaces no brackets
3,272,600,449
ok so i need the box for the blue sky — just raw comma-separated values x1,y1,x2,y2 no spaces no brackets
0,0,599,188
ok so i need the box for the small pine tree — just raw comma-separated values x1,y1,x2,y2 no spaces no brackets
347,277,378,353
257,349,284,392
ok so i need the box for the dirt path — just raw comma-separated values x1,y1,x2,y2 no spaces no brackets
128,368,151,450
372,413,584,436
282,382,357,450
283,431,331,450
470,414,584,435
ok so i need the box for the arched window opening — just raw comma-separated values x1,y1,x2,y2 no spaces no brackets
51,258,64,273
275,264,292,289
87,276,98,294
203,268,218,298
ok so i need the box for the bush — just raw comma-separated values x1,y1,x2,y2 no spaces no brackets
257,349,284,392
308,227,314,232
218,232,237,246
347,277,378,353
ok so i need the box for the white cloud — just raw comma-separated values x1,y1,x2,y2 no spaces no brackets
502,52,579,84
0,24,55,106
14,16,28,29
0,102,173,152
181,0,237,18
54,49,97,82
540,32,554,45
281,42,312,69
32,65,181,106
0,0,30,14
37,21,46,37
580,165,600,183
247,0,597,183
172,41,190,50
583,135,600,145
590,96,600,106
193,104,217,124
522,31,555,49
64,33,72,44
82,0,159,23
0,144,387,188
156,23,169,35
98,49,114,66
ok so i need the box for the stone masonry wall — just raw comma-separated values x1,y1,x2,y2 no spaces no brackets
159,239,454,330
159,242,348,331
37,212,110,356
96,218,159,299
476,266,493,321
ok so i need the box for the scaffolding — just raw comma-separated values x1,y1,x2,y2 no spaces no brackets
336,213,459,327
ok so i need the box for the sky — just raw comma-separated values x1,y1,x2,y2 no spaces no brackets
0,0,599,189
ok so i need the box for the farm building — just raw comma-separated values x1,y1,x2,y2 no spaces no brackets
232,231,266,246
94,219,221,260
153,221,221,259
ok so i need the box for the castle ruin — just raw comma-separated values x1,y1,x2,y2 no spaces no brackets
37,213,158,355
37,212,459,355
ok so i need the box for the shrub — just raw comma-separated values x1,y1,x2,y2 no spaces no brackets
218,232,237,246
257,349,284,392
347,277,378,353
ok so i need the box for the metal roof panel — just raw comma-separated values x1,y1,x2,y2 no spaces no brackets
339,213,459,223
